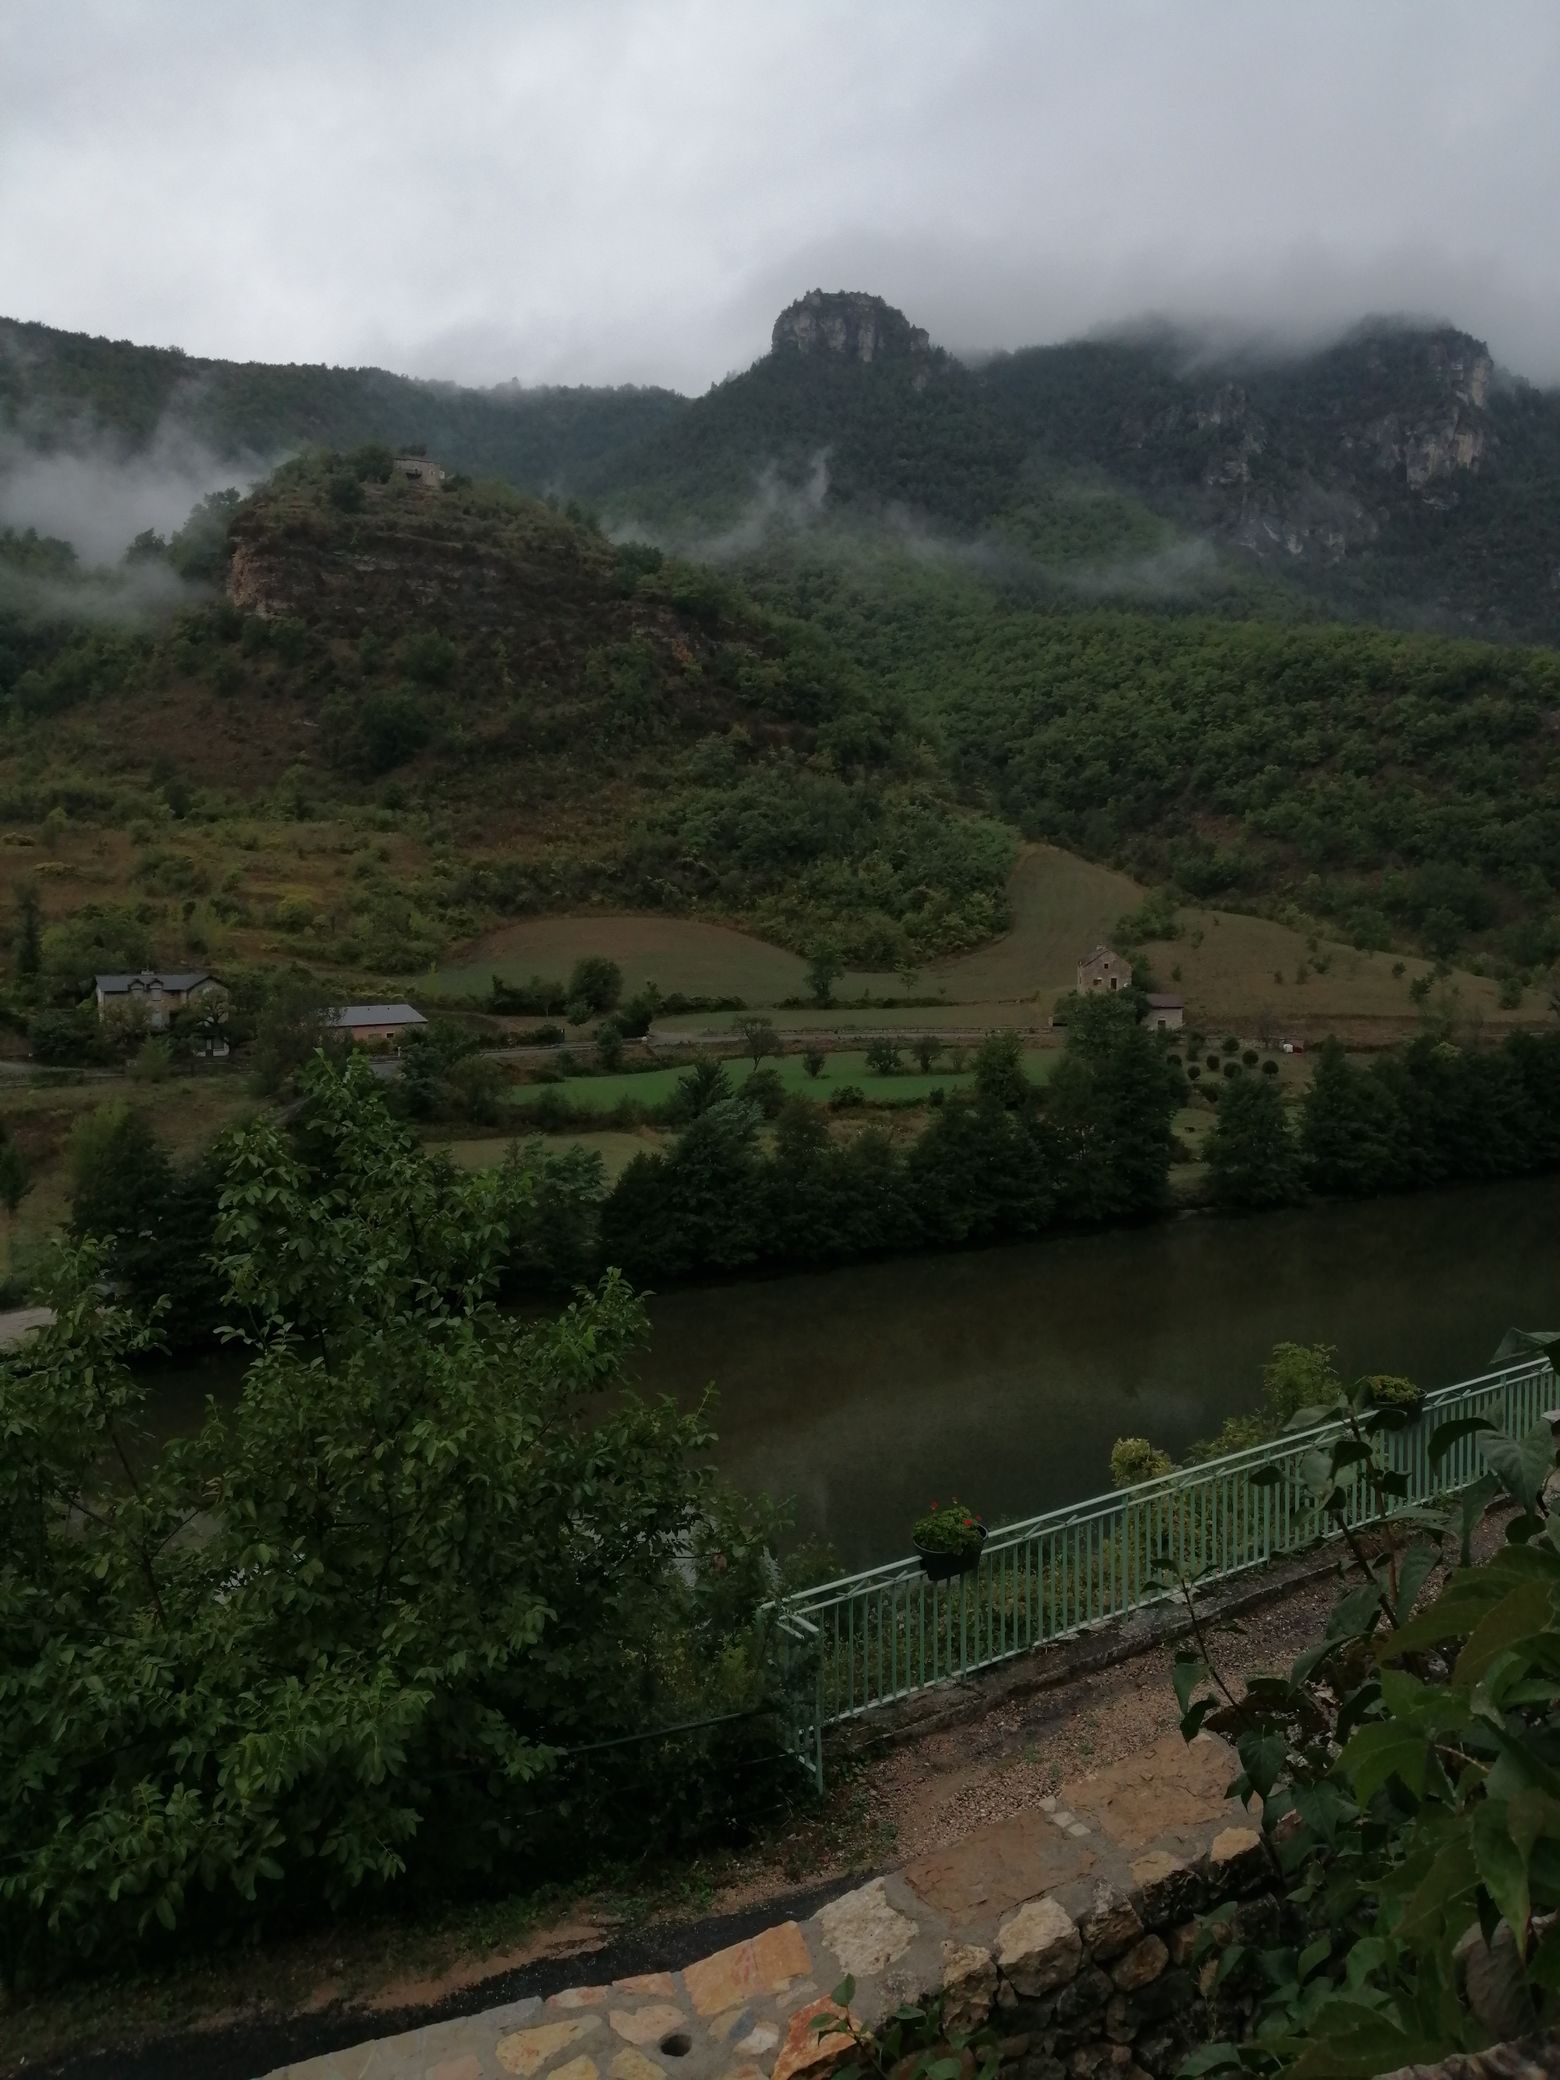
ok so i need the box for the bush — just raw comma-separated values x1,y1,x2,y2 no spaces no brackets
1109,1436,1172,1488
567,956,623,1015
27,1008,100,1066
1221,1035,1240,1054
864,1040,902,1076
741,1067,786,1118
828,1084,865,1111
595,1021,625,1072
1261,1058,1279,1076
1242,1048,1259,1067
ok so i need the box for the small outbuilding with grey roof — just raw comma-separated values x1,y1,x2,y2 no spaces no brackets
328,1002,429,1047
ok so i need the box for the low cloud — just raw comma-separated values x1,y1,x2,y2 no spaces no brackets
0,412,273,566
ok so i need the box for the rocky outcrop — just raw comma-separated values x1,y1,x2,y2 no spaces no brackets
771,290,930,364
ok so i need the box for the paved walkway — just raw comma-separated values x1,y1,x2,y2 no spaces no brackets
263,1731,1260,2080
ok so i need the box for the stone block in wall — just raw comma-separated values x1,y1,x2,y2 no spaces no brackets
1079,1895,1144,1963
997,1900,1083,1998
1205,1827,1267,1897
1125,1851,1202,1928
941,1943,999,2036
1053,1966,1113,2027
1110,1937,1168,1993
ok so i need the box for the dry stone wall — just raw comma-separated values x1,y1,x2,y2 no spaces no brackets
266,1732,1283,2080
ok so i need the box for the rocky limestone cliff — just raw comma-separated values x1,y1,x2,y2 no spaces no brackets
771,289,930,364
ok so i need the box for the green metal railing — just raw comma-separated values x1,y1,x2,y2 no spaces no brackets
777,1356,1554,1786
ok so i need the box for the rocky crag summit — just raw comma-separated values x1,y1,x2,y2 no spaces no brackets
770,289,931,364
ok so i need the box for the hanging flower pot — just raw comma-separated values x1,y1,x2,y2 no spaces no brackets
912,1499,987,1581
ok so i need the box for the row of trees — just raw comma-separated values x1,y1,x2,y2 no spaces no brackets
600,1003,1182,1280
1204,1030,1560,1211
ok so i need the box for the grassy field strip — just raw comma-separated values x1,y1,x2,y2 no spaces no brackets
508,1048,1060,1113
424,841,1522,1032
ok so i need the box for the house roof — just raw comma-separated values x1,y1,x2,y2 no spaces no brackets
1145,993,1185,1008
1079,944,1127,964
95,970,214,994
329,1003,428,1029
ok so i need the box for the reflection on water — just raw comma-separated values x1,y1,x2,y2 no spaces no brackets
145,1175,1560,1570
628,1175,1560,1565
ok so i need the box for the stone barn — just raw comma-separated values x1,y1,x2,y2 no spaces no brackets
1076,945,1133,994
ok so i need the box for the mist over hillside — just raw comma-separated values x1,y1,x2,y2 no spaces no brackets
6,293,1559,643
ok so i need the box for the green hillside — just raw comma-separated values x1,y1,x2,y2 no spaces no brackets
0,452,1012,973
0,313,687,489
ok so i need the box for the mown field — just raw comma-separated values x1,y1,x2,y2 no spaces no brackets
433,843,1528,1038
426,913,901,1003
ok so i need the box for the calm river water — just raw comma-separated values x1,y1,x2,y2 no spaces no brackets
146,1175,1560,1571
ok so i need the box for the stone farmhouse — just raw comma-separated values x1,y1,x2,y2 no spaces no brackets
1075,945,1133,994
1073,950,1184,1031
94,969,225,1032
394,455,447,486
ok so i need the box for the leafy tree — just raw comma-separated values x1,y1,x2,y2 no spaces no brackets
805,944,845,1007
567,956,623,1015
740,1067,786,1118
911,1035,940,1073
69,1102,223,1346
12,881,41,987
665,1057,733,1124
0,1062,783,1973
1048,996,1183,1221
864,1039,902,1077
1300,1040,1399,1197
735,1017,781,1070
0,1132,31,1219
594,1020,626,1072
244,971,339,1096
802,1046,827,1078
600,1099,762,1280
971,1029,1028,1109
41,903,153,992
1206,1074,1302,1210
27,1007,100,1065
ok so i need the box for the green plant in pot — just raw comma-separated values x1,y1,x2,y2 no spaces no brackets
1358,1371,1423,1418
912,1498,986,1581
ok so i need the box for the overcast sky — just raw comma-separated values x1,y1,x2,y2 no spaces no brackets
4,0,1559,394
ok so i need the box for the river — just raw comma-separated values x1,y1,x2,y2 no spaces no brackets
145,1175,1560,1573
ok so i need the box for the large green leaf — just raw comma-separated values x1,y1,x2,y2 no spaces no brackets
1473,1799,1531,1944
1480,1420,1558,1510
1427,1414,1494,1471
1453,1576,1558,1691
1341,1719,1430,1802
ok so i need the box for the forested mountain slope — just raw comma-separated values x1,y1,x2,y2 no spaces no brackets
0,451,1011,970
8,292,1560,639
0,314,686,489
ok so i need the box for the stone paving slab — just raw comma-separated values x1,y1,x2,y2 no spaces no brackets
262,1733,1252,2080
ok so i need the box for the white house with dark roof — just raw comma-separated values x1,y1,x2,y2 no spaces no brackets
329,1002,428,1047
94,969,224,1031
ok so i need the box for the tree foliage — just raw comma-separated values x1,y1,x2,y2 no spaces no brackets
0,1060,787,1980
